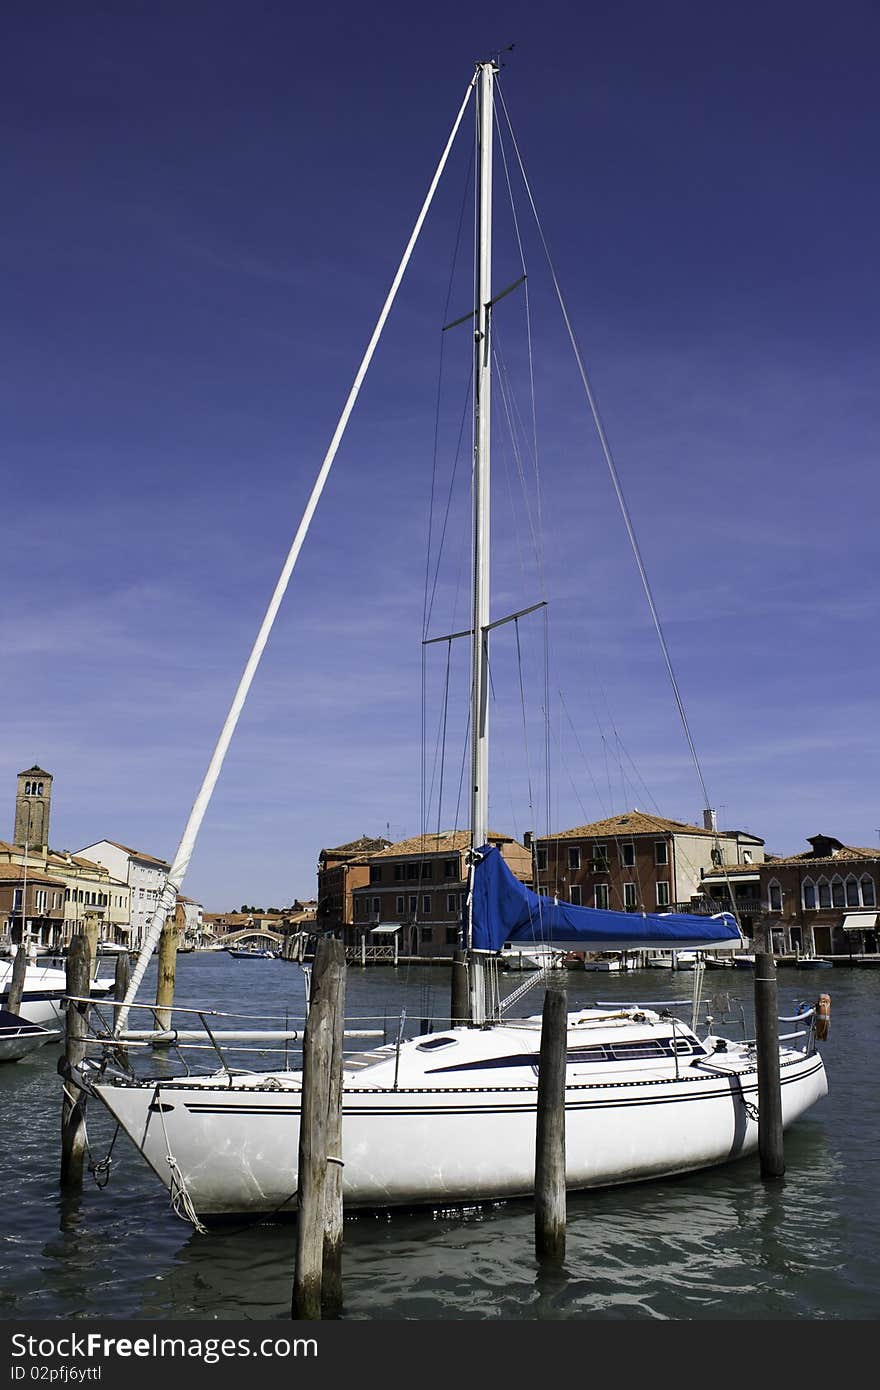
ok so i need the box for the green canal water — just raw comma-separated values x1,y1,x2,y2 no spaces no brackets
0,954,877,1320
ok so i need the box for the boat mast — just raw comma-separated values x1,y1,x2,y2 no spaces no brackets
467,58,496,1022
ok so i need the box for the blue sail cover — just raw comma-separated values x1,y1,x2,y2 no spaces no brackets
469,844,742,952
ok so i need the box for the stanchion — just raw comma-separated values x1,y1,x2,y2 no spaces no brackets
535,986,567,1262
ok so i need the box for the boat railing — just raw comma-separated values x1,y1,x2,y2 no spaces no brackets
67,995,393,1078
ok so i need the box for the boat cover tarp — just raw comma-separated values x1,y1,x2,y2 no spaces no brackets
469,844,742,952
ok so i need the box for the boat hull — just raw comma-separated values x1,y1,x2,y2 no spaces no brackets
92,1048,827,1216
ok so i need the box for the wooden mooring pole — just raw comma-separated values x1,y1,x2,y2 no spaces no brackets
292,936,346,1320
535,986,567,1263
7,943,27,1017
450,948,468,1027
155,919,178,1032
60,934,91,1189
754,949,785,1180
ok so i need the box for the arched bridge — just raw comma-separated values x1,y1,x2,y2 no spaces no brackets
222,927,284,948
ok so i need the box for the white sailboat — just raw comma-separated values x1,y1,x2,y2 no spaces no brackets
79,61,827,1220
0,953,112,1033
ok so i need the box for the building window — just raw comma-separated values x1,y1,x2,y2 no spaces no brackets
861,876,876,908
443,859,457,878
656,881,670,907
655,842,668,866
569,885,582,906
408,896,418,914
422,895,431,914
768,881,782,912
817,878,831,909
446,894,458,913
831,877,845,909
536,847,547,872
592,843,609,871
568,847,581,871
742,850,753,863
12,889,21,911
802,879,816,910
845,876,860,908
624,882,637,909
407,863,419,880
371,897,381,914
594,884,609,909
622,843,635,867
369,865,382,884
396,896,404,913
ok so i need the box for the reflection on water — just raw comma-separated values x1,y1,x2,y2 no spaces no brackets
0,957,877,1319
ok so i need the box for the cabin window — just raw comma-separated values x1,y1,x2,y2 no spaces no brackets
655,842,668,866
594,884,609,909
568,847,581,871
569,885,582,906
417,1036,457,1051
656,881,670,907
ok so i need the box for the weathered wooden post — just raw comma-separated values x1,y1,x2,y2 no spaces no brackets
114,949,131,1004
321,937,346,1318
293,936,346,1320
60,934,91,1189
7,943,27,1017
754,949,785,1179
450,949,468,1027
535,986,567,1263
155,918,178,1032
82,912,100,979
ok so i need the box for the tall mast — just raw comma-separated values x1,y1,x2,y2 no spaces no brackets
470,59,495,858
465,60,496,1023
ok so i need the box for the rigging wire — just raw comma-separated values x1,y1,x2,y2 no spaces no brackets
494,79,714,818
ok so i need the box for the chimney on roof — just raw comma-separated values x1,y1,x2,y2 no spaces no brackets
523,831,532,850
703,808,717,832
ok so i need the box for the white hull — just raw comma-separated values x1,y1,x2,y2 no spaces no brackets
0,961,114,1031
88,1009,827,1217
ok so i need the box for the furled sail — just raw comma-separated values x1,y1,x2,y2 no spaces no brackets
469,844,743,952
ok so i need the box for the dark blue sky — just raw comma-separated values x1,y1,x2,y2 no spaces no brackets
3,1,879,906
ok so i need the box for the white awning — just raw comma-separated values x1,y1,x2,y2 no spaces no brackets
370,923,404,935
842,911,878,931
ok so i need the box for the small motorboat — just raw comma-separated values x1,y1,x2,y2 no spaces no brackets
796,957,834,969
227,946,276,959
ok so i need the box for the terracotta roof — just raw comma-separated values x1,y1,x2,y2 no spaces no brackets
700,863,762,878
46,850,106,873
93,841,171,869
321,835,392,857
757,847,879,868
539,811,724,841
0,867,66,885
369,830,516,859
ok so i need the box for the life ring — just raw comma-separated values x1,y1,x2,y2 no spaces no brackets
815,992,831,1041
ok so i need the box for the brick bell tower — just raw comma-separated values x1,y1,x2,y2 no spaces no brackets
14,765,53,850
